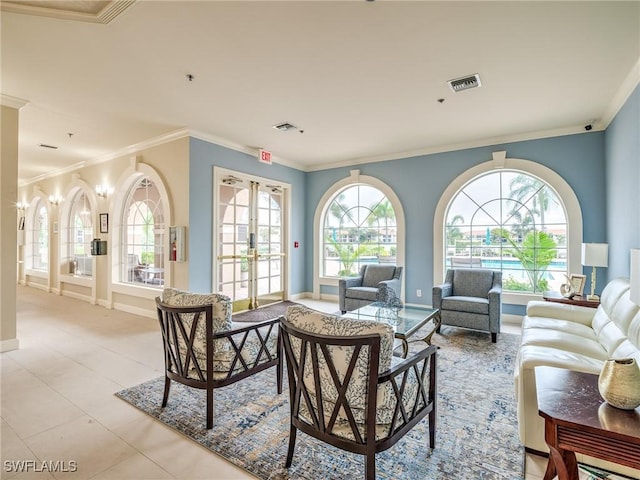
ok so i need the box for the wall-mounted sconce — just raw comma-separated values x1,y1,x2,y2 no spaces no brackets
96,184,114,198
16,201,29,210
49,195,62,206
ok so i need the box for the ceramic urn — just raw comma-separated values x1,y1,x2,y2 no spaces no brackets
598,358,640,410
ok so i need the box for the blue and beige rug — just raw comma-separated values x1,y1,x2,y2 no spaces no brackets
116,328,524,479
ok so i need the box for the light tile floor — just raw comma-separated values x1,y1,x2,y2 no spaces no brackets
1,287,548,479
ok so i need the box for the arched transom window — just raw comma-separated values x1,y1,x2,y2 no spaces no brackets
445,170,567,293
323,184,397,277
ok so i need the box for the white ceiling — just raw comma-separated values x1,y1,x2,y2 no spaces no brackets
2,1,639,185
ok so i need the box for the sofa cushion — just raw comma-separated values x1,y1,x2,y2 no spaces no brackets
520,327,607,360
441,296,489,315
362,265,396,288
522,316,597,340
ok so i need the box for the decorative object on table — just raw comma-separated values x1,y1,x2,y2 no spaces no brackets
560,274,576,298
581,242,609,301
630,248,640,306
598,358,640,410
568,273,587,297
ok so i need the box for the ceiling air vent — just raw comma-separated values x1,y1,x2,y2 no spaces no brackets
273,122,298,132
447,74,482,92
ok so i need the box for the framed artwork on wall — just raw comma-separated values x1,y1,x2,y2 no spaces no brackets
99,213,109,234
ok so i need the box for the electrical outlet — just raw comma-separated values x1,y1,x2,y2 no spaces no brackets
416,289,422,297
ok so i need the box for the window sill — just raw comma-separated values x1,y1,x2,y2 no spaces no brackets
60,274,94,287
111,282,162,300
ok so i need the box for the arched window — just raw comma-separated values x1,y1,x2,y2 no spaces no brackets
445,170,567,294
122,177,165,286
435,153,583,306
322,184,398,277
29,198,48,272
66,190,93,277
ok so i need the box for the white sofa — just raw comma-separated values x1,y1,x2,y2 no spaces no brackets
515,277,640,476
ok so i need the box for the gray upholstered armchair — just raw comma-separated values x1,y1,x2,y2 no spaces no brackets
432,268,502,342
339,264,403,313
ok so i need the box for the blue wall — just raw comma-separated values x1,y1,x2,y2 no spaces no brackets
306,133,606,307
188,138,307,294
605,85,640,280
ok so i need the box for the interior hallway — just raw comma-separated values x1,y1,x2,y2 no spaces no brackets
1,286,546,479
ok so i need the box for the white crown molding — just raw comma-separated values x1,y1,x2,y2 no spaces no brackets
91,128,190,165
305,124,595,172
189,129,305,171
0,0,135,24
600,57,640,129
1,94,29,109
19,128,190,187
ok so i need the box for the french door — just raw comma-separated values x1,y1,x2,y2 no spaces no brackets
216,172,285,312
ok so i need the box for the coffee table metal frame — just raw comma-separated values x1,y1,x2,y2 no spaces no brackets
342,302,441,357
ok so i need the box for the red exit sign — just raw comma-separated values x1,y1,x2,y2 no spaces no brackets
259,149,272,165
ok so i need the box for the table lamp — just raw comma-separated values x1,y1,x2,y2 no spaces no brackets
582,243,608,301
630,248,640,306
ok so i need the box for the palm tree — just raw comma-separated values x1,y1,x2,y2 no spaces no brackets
368,199,395,246
508,175,556,229
446,214,465,250
504,230,557,292
328,237,366,276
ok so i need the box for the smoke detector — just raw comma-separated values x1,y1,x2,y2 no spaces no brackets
447,74,482,92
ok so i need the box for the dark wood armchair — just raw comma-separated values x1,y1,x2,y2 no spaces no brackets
156,294,282,429
280,305,437,480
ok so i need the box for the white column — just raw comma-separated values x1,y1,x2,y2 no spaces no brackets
1,95,28,352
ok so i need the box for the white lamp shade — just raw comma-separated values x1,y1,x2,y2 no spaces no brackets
582,243,609,267
631,248,640,306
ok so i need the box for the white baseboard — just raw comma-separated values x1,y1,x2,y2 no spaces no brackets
112,302,155,319
0,338,19,352
61,290,92,304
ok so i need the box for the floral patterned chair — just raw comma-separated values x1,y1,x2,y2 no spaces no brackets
280,305,437,480
156,289,282,429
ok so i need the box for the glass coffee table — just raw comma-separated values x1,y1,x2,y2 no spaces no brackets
342,302,441,357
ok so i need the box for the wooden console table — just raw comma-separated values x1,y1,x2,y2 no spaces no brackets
536,366,640,480
542,291,600,308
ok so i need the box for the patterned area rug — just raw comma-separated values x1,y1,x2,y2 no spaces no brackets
116,328,523,479
232,301,301,323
